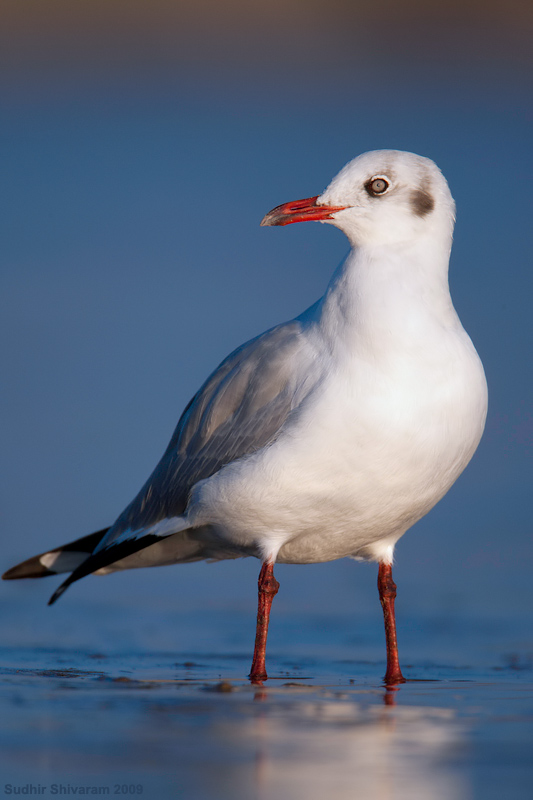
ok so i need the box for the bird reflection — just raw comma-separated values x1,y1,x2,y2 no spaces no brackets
242,686,467,800
383,683,401,706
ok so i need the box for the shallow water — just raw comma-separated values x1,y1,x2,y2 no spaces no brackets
1,597,531,800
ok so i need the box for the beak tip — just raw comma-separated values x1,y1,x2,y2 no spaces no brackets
260,211,280,227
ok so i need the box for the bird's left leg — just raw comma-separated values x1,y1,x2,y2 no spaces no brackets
249,562,280,682
378,561,406,685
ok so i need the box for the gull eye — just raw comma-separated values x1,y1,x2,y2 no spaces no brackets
365,176,390,197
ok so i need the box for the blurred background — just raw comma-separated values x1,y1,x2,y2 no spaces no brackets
0,0,532,665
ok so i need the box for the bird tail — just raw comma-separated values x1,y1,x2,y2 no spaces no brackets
1,528,110,582
3,524,238,607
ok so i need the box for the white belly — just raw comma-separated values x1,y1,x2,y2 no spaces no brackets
186,330,487,564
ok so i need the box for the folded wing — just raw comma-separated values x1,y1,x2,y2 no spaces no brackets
48,319,318,602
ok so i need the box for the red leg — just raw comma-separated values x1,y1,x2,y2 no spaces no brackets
249,562,279,682
378,562,406,685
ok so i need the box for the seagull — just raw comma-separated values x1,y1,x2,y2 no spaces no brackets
2,150,488,684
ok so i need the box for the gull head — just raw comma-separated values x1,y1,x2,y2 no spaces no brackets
261,150,456,248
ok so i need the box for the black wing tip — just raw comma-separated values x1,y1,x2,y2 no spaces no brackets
48,580,70,606
47,534,162,605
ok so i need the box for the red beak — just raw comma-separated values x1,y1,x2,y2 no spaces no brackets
260,196,348,227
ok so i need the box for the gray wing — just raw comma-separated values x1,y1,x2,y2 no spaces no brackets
95,319,315,552
46,318,319,604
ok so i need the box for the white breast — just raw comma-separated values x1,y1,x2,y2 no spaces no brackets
186,319,487,565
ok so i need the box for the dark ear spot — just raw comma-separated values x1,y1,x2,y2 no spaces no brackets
410,189,434,217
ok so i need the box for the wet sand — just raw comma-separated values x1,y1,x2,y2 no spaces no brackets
0,594,531,800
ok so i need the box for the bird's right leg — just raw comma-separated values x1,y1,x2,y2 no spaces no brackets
249,562,279,682
378,561,406,685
